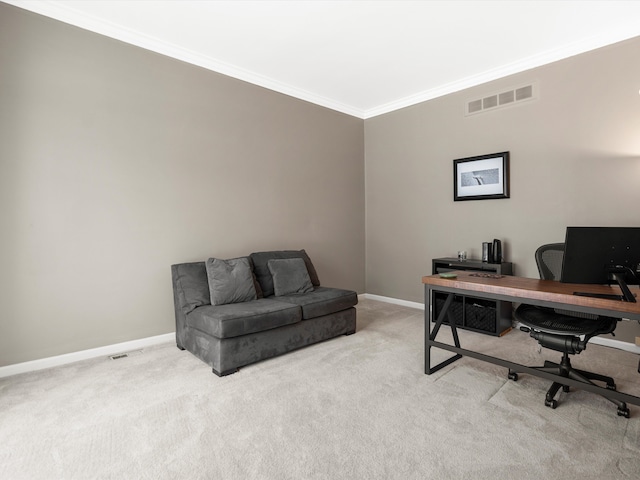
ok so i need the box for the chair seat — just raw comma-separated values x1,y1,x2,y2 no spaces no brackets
511,242,628,416
515,304,616,336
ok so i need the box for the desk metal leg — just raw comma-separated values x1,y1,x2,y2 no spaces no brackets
425,286,463,374
423,287,640,409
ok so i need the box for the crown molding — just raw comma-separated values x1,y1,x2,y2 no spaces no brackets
363,28,640,119
5,1,640,120
4,0,366,118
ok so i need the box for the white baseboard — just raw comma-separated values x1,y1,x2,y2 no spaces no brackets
4,294,638,378
0,333,175,379
4,295,418,379
365,293,640,354
361,293,424,310
589,336,640,354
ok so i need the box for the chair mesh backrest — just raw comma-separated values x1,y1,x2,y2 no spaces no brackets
535,243,565,281
536,242,597,320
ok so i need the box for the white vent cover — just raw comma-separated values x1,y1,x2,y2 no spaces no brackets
465,83,537,116
109,349,143,360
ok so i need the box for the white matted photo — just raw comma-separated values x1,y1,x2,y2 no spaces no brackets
453,152,510,201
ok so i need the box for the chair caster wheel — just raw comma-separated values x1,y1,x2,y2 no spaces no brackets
508,371,518,381
562,385,570,393
617,405,630,418
545,399,558,409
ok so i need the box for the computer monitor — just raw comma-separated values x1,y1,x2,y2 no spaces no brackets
561,226,640,302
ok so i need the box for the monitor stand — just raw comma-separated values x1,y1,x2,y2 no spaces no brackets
573,292,625,301
609,270,637,303
572,267,637,303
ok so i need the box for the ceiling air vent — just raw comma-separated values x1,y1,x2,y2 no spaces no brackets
468,99,482,114
483,95,498,109
465,82,537,116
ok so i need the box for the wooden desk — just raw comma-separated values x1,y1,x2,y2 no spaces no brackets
423,271,640,407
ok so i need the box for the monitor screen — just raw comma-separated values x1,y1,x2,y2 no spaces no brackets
561,227,640,301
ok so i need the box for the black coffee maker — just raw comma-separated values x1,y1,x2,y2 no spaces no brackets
482,239,502,263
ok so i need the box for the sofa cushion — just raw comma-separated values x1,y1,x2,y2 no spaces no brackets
172,262,210,315
251,250,320,297
206,257,257,306
268,258,314,296
186,299,302,339
275,287,358,320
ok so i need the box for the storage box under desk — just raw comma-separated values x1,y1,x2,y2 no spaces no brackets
431,258,513,336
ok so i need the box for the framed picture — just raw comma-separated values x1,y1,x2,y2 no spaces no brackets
453,151,510,201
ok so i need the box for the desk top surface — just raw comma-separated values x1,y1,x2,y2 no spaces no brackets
423,271,640,318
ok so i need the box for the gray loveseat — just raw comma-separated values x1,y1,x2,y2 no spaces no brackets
171,250,357,376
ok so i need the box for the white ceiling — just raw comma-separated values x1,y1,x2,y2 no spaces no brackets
7,0,640,118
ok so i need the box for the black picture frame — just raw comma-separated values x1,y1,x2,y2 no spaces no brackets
453,151,510,201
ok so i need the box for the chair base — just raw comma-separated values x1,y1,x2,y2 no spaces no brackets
509,353,630,417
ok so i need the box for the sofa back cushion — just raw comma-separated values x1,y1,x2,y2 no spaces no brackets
206,257,257,306
172,262,210,315
250,250,320,297
268,258,314,296
173,258,264,314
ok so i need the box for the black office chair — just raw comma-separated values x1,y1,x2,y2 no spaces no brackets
509,243,630,417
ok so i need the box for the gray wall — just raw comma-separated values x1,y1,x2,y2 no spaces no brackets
3,2,639,366
0,4,365,366
365,36,640,342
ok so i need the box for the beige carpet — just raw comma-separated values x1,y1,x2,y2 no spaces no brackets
1,298,640,479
